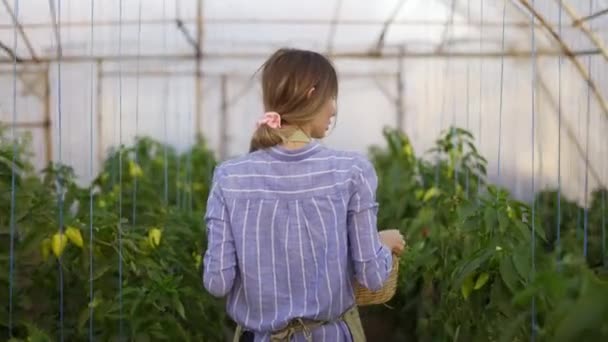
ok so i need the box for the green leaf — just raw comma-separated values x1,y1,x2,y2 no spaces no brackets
474,272,490,290
461,274,474,300
173,295,186,320
453,247,494,287
92,263,112,280
499,312,528,342
499,256,520,293
484,207,497,232
78,306,91,333
423,187,441,202
512,245,531,280
553,273,608,342
497,210,510,233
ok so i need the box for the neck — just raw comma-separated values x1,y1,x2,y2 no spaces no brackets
280,126,313,149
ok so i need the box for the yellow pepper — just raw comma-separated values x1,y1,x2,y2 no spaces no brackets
128,161,143,178
51,233,68,258
65,226,84,248
148,228,162,248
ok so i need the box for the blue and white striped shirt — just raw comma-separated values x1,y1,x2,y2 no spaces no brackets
202,140,392,341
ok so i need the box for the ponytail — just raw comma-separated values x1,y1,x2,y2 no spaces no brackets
249,125,284,153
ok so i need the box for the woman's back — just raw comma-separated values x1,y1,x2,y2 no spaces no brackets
203,141,393,341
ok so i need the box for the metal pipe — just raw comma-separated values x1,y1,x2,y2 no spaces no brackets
573,7,608,27
96,60,103,165
435,0,457,53
1,0,38,61
194,0,203,136
375,0,409,53
326,0,343,55
47,0,62,59
176,18,201,57
219,74,228,159
43,65,52,165
0,40,23,62
515,0,608,120
0,48,601,64
0,18,564,30
558,0,608,64
396,48,405,130
2,120,50,128
100,70,402,78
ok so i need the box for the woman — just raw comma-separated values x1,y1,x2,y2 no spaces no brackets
203,48,405,342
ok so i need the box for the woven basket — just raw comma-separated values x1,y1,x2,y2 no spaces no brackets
353,253,400,306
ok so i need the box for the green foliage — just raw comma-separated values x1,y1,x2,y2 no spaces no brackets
370,126,608,341
0,128,224,341
1,124,607,341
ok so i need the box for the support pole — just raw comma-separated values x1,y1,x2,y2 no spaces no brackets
194,0,203,137
396,48,405,131
96,60,103,165
43,65,52,166
219,75,228,159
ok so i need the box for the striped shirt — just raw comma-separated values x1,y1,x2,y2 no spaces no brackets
202,140,393,341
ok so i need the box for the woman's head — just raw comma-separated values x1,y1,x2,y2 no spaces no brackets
250,48,338,151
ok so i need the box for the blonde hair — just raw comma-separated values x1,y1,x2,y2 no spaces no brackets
249,48,338,152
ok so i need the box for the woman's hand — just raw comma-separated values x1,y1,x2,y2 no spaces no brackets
379,229,406,256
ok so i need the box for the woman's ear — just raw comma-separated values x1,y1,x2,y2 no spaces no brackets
306,87,315,99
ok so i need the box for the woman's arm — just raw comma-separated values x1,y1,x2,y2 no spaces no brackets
202,167,237,297
346,156,393,292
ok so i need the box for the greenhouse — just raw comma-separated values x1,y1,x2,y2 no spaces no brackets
1,0,607,341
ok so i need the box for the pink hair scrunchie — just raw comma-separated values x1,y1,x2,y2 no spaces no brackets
256,111,281,129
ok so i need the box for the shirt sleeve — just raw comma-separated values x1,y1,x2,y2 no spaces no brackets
346,155,393,292
202,166,237,297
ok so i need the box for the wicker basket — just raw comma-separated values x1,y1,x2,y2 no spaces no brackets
353,253,400,306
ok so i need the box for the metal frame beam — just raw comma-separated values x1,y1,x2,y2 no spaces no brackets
101,70,399,78
0,40,23,62
0,48,600,65
0,18,557,30
194,0,203,135
1,0,39,61
326,0,342,55
374,0,409,53
514,0,608,120
47,0,62,58
573,7,608,27
176,19,202,57
557,0,608,64
435,0,457,53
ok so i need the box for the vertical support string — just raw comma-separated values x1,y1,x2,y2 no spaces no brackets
465,0,471,198
477,0,484,200
188,94,194,213
497,0,506,184
7,0,19,338
132,0,142,227
436,0,454,188
556,0,563,264
583,0,594,259
176,86,181,209
163,0,169,207
117,0,124,338
530,0,537,338
88,0,95,340
48,1,65,340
